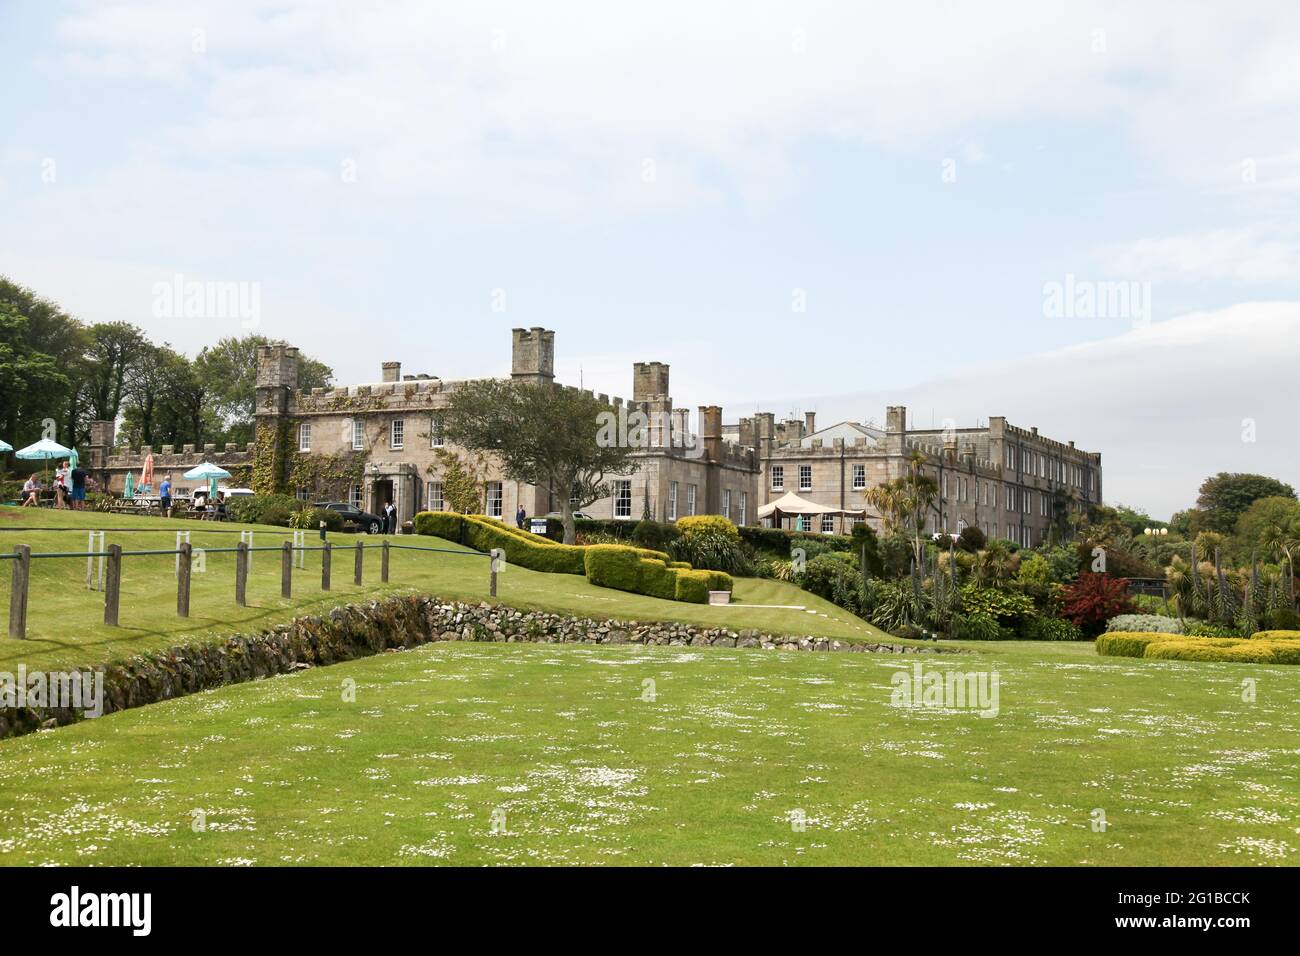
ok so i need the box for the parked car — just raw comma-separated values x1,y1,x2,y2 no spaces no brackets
314,501,385,534
544,511,597,521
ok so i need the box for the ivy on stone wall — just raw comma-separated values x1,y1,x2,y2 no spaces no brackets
252,421,293,495
288,448,367,500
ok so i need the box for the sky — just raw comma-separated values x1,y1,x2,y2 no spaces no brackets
1,1,1298,519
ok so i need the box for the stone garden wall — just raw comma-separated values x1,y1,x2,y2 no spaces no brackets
0,595,959,739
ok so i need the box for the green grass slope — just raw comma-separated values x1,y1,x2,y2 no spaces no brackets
0,507,891,671
0,639,1295,866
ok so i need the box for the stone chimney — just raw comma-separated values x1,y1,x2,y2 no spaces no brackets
699,405,723,461
885,405,907,455
382,361,401,383
511,327,556,384
804,411,816,436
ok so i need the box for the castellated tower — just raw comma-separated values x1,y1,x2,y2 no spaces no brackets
633,361,673,446
253,343,300,494
511,328,555,384
255,343,300,417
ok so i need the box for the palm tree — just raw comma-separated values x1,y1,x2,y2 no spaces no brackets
1261,517,1300,607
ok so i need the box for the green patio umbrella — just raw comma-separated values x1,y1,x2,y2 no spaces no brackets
68,446,79,469
184,462,232,505
123,472,135,499
15,437,73,490
0,439,12,452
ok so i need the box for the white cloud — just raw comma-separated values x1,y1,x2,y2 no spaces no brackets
28,0,1300,223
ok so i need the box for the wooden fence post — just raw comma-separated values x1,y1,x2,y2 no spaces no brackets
235,541,248,607
104,544,122,627
322,542,332,591
281,541,293,599
354,541,364,585
382,540,390,583
177,541,192,617
8,545,30,639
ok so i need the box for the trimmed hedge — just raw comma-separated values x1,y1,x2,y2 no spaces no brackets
1095,631,1183,658
1144,640,1279,664
581,544,732,604
1097,631,1300,664
417,512,726,603
738,525,855,554
1250,630,1300,641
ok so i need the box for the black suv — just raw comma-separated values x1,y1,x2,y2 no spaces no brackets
314,501,386,534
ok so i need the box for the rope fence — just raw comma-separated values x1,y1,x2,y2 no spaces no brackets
4,537,503,640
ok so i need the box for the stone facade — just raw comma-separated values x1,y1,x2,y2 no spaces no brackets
750,405,1102,546
256,328,758,527
81,326,1101,543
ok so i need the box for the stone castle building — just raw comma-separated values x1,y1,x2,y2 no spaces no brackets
84,326,1102,543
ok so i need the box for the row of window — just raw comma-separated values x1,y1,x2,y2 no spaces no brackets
1004,444,1091,491
299,417,444,453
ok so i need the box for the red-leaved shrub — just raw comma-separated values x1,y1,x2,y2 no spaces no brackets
1060,572,1136,637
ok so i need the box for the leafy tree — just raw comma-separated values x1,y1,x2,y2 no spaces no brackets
1193,472,1297,533
0,278,81,452
441,379,635,544
431,447,488,515
82,321,148,423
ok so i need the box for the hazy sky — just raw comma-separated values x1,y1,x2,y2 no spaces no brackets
2,1,1298,518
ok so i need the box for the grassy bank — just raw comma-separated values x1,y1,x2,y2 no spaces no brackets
0,507,892,670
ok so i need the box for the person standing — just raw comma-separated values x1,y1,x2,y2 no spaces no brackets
515,504,527,530
159,473,173,517
70,463,88,510
54,460,70,509
383,500,396,535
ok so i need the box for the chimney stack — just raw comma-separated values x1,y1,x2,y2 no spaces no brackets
804,411,816,436
699,405,723,461
382,361,401,383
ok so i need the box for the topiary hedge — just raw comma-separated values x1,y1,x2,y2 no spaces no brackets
1094,631,1184,658
1250,629,1300,641
581,543,732,604
417,512,727,603
1144,640,1280,664
1097,631,1300,664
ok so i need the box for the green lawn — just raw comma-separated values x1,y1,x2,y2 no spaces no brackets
1,638,1296,865
0,507,891,671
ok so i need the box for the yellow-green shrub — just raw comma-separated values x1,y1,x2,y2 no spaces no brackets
1250,630,1300,640
418,511,728,603
416,511,586,574
1144,640,1277,664
675,514,739,539
1095,632,1183,658
673,569,715,603
581,544,729,603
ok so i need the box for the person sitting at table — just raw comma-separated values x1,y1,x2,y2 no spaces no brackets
21,475,41,507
